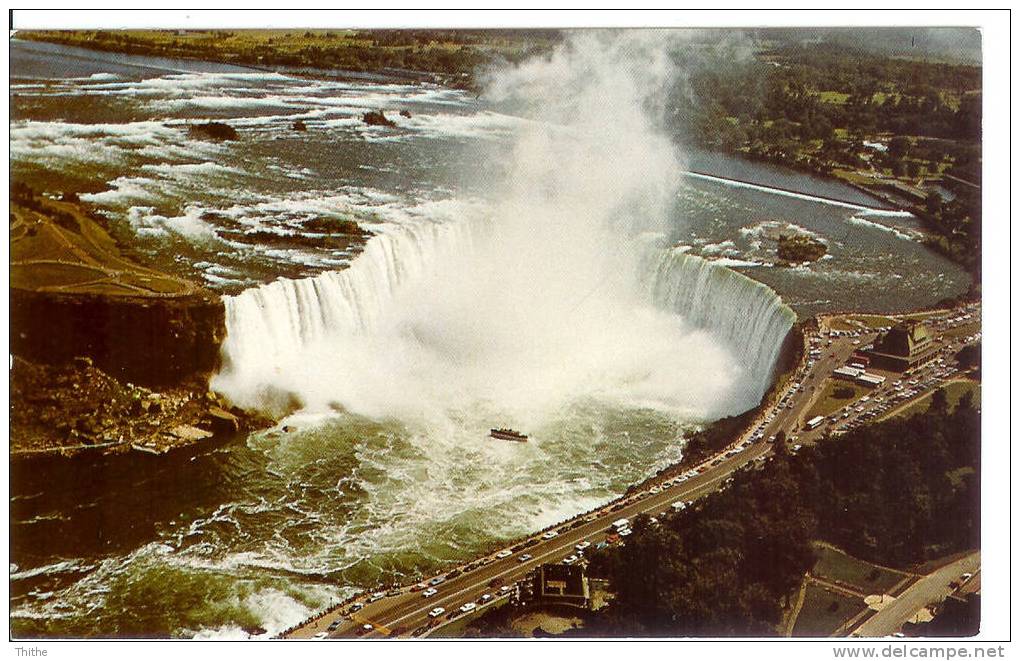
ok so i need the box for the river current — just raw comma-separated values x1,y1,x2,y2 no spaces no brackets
9,38,970,638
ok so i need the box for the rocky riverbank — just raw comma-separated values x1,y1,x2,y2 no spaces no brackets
777,234,828,264
10,185,272,459
10,356,271,460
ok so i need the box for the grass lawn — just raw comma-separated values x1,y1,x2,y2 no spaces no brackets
812,545,912,595
790,582,863,637
816,90,850,104
846,314,895,329
939,322,982,341
806,380,869,419
826,319,858,332
888,379,980,419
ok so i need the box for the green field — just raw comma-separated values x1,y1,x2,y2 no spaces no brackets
816,90,851,104
806,380,869,420
812,545,912,595
888,379,981,419
790,583,862,637
846,314,895,329
10,193,200,298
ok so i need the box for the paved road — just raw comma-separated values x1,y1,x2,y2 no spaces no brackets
287,324,833,640
851,552,981,637
284,305,980,640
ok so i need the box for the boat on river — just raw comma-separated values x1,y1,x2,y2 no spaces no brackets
489,428,528,442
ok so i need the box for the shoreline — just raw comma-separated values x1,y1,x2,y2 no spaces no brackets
277,297,979,640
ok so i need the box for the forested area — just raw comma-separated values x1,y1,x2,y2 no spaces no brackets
668,42,982,277
586,393,980,636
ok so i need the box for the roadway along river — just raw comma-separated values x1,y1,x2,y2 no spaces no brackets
286,304,980,640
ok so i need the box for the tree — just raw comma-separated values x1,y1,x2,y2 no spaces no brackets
888,136,912,160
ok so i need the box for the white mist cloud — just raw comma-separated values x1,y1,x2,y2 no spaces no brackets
215,30,773,427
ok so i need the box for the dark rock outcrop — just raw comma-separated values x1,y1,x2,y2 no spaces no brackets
303,217,368,236
292,119,307,132
10,289,225,388
777,234,827,263
362,110,396,128
399,110,411,118
188,122,240,141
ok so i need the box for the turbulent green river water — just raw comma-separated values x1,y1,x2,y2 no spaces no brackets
9,36,970,638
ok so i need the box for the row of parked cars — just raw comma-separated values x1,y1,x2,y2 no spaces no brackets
427,584,515,620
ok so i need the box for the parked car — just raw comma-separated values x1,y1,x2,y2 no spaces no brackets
496,549,512,559
459,602,477,613
314,632,329,639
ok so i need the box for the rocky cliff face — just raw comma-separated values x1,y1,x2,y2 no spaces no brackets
10,289,225,388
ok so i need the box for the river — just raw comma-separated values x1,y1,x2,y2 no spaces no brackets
9,36,970,638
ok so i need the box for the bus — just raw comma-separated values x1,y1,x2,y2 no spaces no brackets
805,415,825,430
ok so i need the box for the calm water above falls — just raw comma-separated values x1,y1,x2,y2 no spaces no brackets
9,38,970,638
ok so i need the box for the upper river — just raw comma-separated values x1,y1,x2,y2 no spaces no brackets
9,38,970,638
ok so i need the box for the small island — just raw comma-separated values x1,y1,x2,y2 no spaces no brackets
363,110,397,128
777,234,828,263
188,121,240,141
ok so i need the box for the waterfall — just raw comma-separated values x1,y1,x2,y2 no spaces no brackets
212,224,795,420
646,249,797,399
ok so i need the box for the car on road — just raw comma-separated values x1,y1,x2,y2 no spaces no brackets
460,602,477,613
562,554,579,565
488,577,505,588
328,619,342,631
350,602,364,612
428,607,446,618
369,591,386,602
314,632,329,639
479,593,494,604
496,549,513,559
428,577,446,586
360,624,374,634
497,585,513,596
541,531,558,540
519,553,533,563
422,587,438,598
575,541,591,552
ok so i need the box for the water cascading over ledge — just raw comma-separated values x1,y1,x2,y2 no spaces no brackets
646,249,797,404
211,221,795,420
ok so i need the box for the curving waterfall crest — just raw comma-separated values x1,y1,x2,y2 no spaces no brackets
646,249,797,401
212,223,795,421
